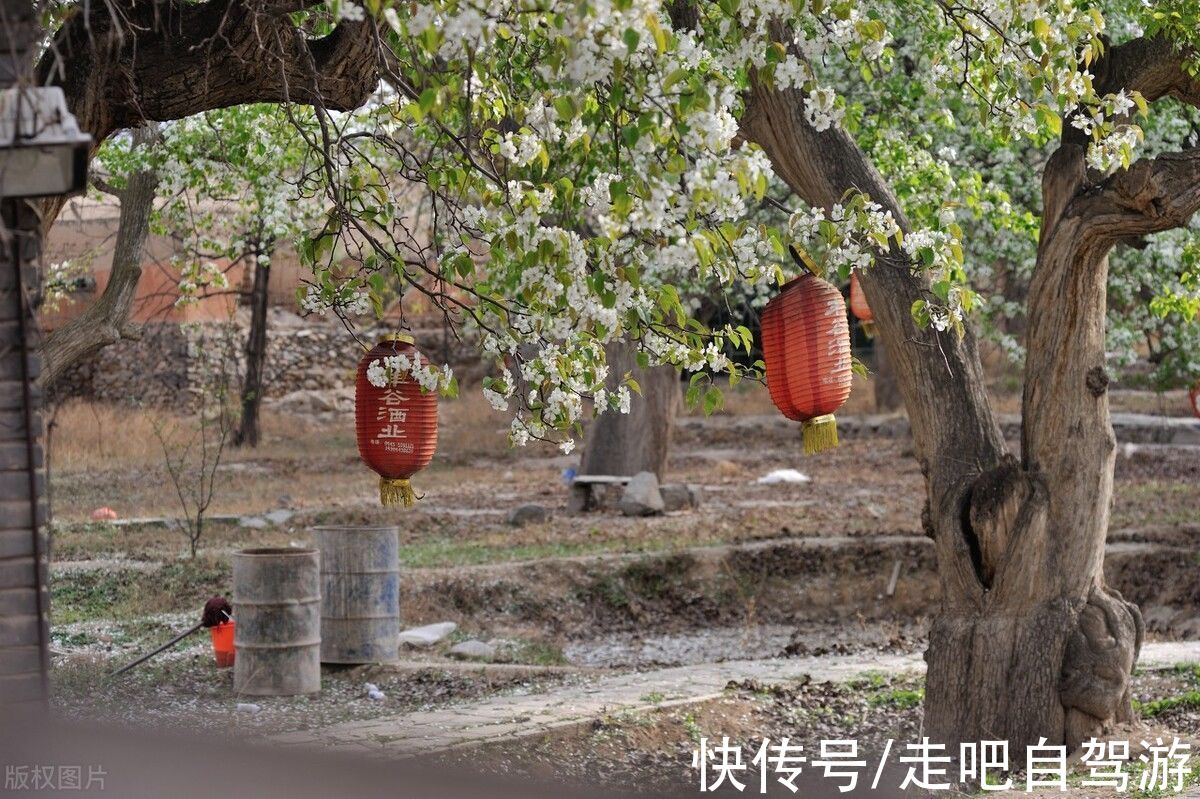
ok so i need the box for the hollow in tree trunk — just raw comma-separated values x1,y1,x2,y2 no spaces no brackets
580,338,680,479
234,241,274,448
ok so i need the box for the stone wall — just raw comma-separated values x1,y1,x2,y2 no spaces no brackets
49,310,481,407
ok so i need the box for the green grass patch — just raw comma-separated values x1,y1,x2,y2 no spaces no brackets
510,640,569,667
1168,663,1200,684
847,671,889,691
869,687,924,709
51,558,231,624
848,671,925,710
398,538,624,569
397,532,715,570
1134,689,1200,718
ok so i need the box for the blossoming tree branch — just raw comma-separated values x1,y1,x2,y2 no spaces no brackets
36,0,1200,752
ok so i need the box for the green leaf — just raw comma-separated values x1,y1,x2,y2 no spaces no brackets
702,386,724,416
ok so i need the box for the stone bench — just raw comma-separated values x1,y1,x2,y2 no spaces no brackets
567,474,700,514
566,474,632,513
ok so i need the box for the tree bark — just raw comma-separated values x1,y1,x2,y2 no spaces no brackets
871,339,902,412
740,24,1200,753
580,339,680,479
234,242,273,448
38,126,159,390
927,115,1200,747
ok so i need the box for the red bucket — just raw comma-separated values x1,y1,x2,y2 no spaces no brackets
210,621,235,668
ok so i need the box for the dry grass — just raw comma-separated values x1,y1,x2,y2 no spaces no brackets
48,389,545,477
44,391,558,523
48,401,176,472
686,373,887,418
436,390,558,462
42,369,1192,529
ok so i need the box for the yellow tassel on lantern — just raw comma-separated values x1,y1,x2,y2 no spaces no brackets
861,320,876,339
380,478,417,507
802,414,839,455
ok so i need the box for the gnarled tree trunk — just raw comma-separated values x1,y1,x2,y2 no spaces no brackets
741,24,1200,753
580,338,680,479
922,40,1200,751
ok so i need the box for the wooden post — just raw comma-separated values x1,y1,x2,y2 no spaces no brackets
0,1,52,707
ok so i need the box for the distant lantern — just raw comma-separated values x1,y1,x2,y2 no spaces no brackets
1190,382,1200,420
760,265,853,455
849,271,876,338
355,334,438,506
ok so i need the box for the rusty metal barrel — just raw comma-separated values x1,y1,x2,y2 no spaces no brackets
311,526,400,663
232,548,321,696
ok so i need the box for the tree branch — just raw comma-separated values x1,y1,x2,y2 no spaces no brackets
741,20,1006,609
1071,148,1200,245
36,0,381,229
89,173,123,199
39,126,161,389
1094,34,1200,107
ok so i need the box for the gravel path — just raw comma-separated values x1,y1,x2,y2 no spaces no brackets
273,641,1200,757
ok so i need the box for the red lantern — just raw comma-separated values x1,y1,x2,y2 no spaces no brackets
356,334,438,506
760,271,853,454
1190,382,1200,420
849,271,876,338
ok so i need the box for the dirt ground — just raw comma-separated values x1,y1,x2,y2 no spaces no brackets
457,667,1200,797
42,382,1200,775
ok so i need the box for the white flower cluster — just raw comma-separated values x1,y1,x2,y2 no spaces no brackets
356,0,1133,449
379,0,892,449
1068,89,1146,173
789,197,902,272
42,258,88,310
300,284,371,317
804,87,843,133
918,0,1138,169
497,131,544,167
339,2,364,21
366,352,454,394
174,261,230,308
404,2,492,59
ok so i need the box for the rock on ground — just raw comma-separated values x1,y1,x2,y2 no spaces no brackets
448,640,496,660
398,622,457,647
264,509,294,526
507,504,549,526
659,483,701,512
620,471,664,517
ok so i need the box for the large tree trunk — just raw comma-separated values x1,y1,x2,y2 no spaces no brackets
922,46,1200,748
579,339,680,479
739,24,1200,754
38,127,158,390
234,242,272,448
923,142,1131,750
